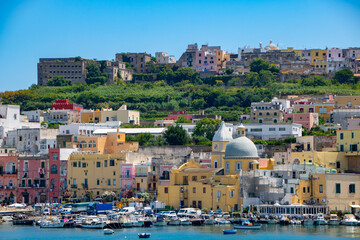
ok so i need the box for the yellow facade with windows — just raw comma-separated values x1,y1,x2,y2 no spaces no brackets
290,151,348,171
68,153,125,199
310,49,327,71
216,50,230,72
135,164,149,192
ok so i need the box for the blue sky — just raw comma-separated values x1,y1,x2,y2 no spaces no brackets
0,0,359,91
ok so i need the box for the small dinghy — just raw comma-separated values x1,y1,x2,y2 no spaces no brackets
138,233,151,238
103,228,114,235
223,229,237,234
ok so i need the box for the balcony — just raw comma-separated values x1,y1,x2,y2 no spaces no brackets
135,174,147,177
1,170,17,175
120,175,133,179
71,184,77,189
159,176,170,180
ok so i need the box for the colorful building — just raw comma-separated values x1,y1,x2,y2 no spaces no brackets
216,50,230,72
284,113,319,129
337,129,360,173
52,99,83,112
310,49,327,72
68,153,125,200
0,156,18,203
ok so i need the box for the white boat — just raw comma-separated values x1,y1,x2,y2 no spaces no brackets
234,219,261,230
40,218,65,228
342,214,358,226
204,219,215,225
168,219,181,226
180,218,192,225
153,221,167,226
215,218,230,224
303,219,314,226
328,214,340,225
80,216,107,229
314,214,327,225
1,216,13,223
290,219,301,225
103,228,114,234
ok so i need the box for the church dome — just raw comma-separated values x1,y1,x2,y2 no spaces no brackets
264,40,278,51
225,136,259,159
213,121,233,142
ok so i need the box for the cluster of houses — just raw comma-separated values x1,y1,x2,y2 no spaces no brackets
37,42,360,86
1,94,360,214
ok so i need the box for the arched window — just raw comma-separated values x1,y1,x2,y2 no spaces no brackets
53,153,58,161
80,140,87,148
214,160,218,168
8,180,13,187
6,161,16,174
51,165,58,174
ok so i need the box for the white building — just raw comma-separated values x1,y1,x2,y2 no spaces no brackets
59,122,121,135
0,104,40,140
93,128,166,136
242,123,302,140
155,52,176,64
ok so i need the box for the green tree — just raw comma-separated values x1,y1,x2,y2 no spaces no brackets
250,58,279,74
47,76,71,86
175,116,192,123
192,98,206,110
225,69,234,75
164,125,191,145
334,69,354,84
136,133,154,146
193,118,222,141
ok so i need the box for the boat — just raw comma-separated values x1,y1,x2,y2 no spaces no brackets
303,219,314,226
190,219,204,226
180,218,192,225
342,214,358,226
328,214,340,225
290,219,301,225
138,233,151,238
153,216,167,226
13,219,35,225
1,216,13,223
80,216,107,229
104,228,114,234
279,216,290,225
223,229,237,234
234,219,261,230
40,218,65,228
215,218,230,224
202,214,215,225
314,214,327,225
167,218,181,226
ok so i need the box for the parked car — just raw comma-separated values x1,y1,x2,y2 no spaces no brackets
42,208,50,215
60,208,72,214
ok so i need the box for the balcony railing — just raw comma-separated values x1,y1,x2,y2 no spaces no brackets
120,175,134,179
159,177,170,180
135,174,147,177
71,184,77,189
1,170,18,175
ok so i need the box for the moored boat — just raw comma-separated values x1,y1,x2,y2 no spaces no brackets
223,229,237,234
314,214,327,225
168,219,181,226
342,214,358,226
104,228,114,234
40,218,65,228
328,214,340,225
180,218,192,225
138,233,151,238
234,219,261,230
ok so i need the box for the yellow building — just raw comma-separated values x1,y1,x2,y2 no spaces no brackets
158,123,259,211
292,174,326,205
80,105,140,125
216,50,230,72
314,103,334,122
310,49,327,72
66,132,139,154
334,95,360,108
294,50,302,58
135,164,149,192
290,151,348,171
336,129,360,173
68,153,125,199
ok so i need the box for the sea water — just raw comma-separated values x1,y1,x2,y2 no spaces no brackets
0,224,359,240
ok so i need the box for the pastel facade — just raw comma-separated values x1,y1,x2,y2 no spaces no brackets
290,151,348,171
68,153,125,199
120,163,135,190
337,129,360,173
334,95,360,108
284,113,319,129
311,49,327,72
0,156,18,203
195,50,217,72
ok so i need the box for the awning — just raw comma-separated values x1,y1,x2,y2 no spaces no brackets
350,205,360,208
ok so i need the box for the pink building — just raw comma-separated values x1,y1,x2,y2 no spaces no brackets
285,113,319,130
120,163,135,189
48,149,62,203
154,119,175,127
0,156,18,203
195,50,217,72
17,155,49,204
164,110,192,121
159,165,173,186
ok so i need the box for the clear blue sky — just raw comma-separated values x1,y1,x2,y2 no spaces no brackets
0,0,359,92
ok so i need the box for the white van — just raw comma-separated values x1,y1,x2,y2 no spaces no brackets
177,208,201,218
119,207,136,216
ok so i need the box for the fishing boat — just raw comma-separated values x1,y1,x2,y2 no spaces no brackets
223,229,237,234
215,218,230,224
279,216,290,225
40,218,65,228
103,228,114,234
342,214,358,226
328,214,340,225
153,216,167,226
167,218,181,226
202,214,215,225
80,216,106,229
180,218,192,225
234,219,261,230
138,233,151,238
314,214,327,225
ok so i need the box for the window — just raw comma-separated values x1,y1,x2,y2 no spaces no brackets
82,162,86,168
214,160,218,168
113,171,116,176
73,162,77,167
269,128,276,131
352,132,354,138
192,176,197,181
193,187,196,193
349,184,355,193
164,187,168,193
225,161,230,173
303,187,306,193
279,128,286,131
336,161,341,168
259,112,263,116
266,112,270,116
235,161,242,172
48,164,57,174
41,161,45,169
319,185,323,193
113,179,116,186
96,179,100,185
104,160,108,167
53,153,58,161
203,187,206,193
96,162,101,167
230,190,235,198
28,179,32,187
307,187,310,193
290,187,294,193
336,183,341,193
107,179,111,186
110,160,115,166
340,133,344,140
340,145,344,152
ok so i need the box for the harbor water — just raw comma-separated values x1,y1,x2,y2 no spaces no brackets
1,224,359,240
